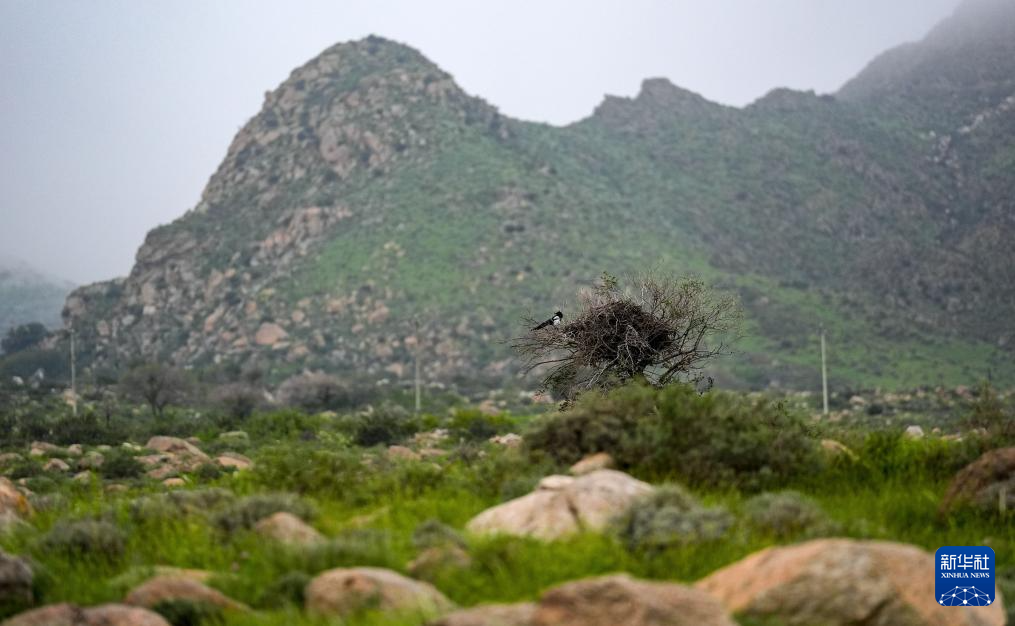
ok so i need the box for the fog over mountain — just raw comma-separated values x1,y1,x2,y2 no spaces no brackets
1,0,961,284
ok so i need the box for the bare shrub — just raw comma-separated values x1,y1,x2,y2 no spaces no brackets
513,273,740,405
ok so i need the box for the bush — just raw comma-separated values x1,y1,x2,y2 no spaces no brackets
303,530,398,572
1,323,48,354
209,383,264,426
40,519,126,562
245,410,322,442
99,450,144,480
612,486,733,552
523,384,655,465
742,491,831,538
526,383,821,490
194,463,223,481
446,408,514,442
412,519,467,551
151,599,225,626
258,571,311,609
131,488,236,523
277,372,361,412
214,493,316,533
353,403,420,447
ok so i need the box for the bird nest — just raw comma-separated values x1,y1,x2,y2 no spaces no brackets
566,299,673,371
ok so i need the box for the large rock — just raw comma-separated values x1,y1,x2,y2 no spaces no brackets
253,512,324,546
533,574,735,626
305,567,453,617
0,477,32,520
144,437,209,462
466,470,653,540
430,603,536,626
696,539,1004,626
43,458,71,472
569,453,615,476
2,603,170,626
124,576,247,612
940,447,1015,514
28,442,61,457
215,452,253,471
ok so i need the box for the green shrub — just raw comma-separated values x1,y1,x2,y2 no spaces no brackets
412,519,467,550
5,458,43,480
214,493,316,533
525,383,821,490
258,570,311,608
245,410,322,442
151,599,225,626
131,488,236,523
523,384,654,465
303,530,398,572
99,450,144,480
612,486,733,552
742,491,832,538
353,403,420,447
447,408,514,442
194,463,223,481
40,519,126,562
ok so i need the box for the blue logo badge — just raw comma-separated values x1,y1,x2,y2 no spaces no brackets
935,546,995,606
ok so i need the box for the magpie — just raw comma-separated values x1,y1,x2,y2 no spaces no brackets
532,311,563,331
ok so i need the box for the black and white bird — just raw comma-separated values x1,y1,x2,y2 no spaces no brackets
532,311,563,331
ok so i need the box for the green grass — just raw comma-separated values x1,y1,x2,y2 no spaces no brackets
2,432,1010,626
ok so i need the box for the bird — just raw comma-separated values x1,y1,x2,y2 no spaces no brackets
532,311,563,331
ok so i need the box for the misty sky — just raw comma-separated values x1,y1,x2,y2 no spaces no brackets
1,0,962,285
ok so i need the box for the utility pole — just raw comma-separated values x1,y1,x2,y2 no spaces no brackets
820,327,828,416
69,326,78,417
413,318,421,414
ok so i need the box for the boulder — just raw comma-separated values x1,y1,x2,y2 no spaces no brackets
940,447,1015,514
162,478,186,488
466,470,653,540
254,322,288,346
533,574,735,626
43,458,71,472
215,452,253,471
569,453,615,476
77,451,104,471
696,538,1004,626
0,550,34,613
66,444,83,457
305,567,453,617
144,437,209,462
72,472,92,484
124,576,247,611
28,442,61,457
0,453,23,467
254,512,324,546
2,603,171,626
0,477,32,519
388,445,421,461
489,434,523,447
904,425,925,439
430,603,536,626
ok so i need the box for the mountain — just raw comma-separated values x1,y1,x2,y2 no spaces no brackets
62,1,1015,390
0,256,74,338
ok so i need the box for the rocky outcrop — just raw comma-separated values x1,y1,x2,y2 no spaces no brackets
940,447,1015,514
568,453,615,476
2,603,170,626
466,470,652,540
253,512,324,546
533,574,735,626
124,576,247,612
697,539,1004,626
215,452,253,470
430,603,536,626
305,567,453,617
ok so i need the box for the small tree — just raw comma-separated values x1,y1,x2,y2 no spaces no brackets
1,322,48,354
119,363,193,419
513,273,741,405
